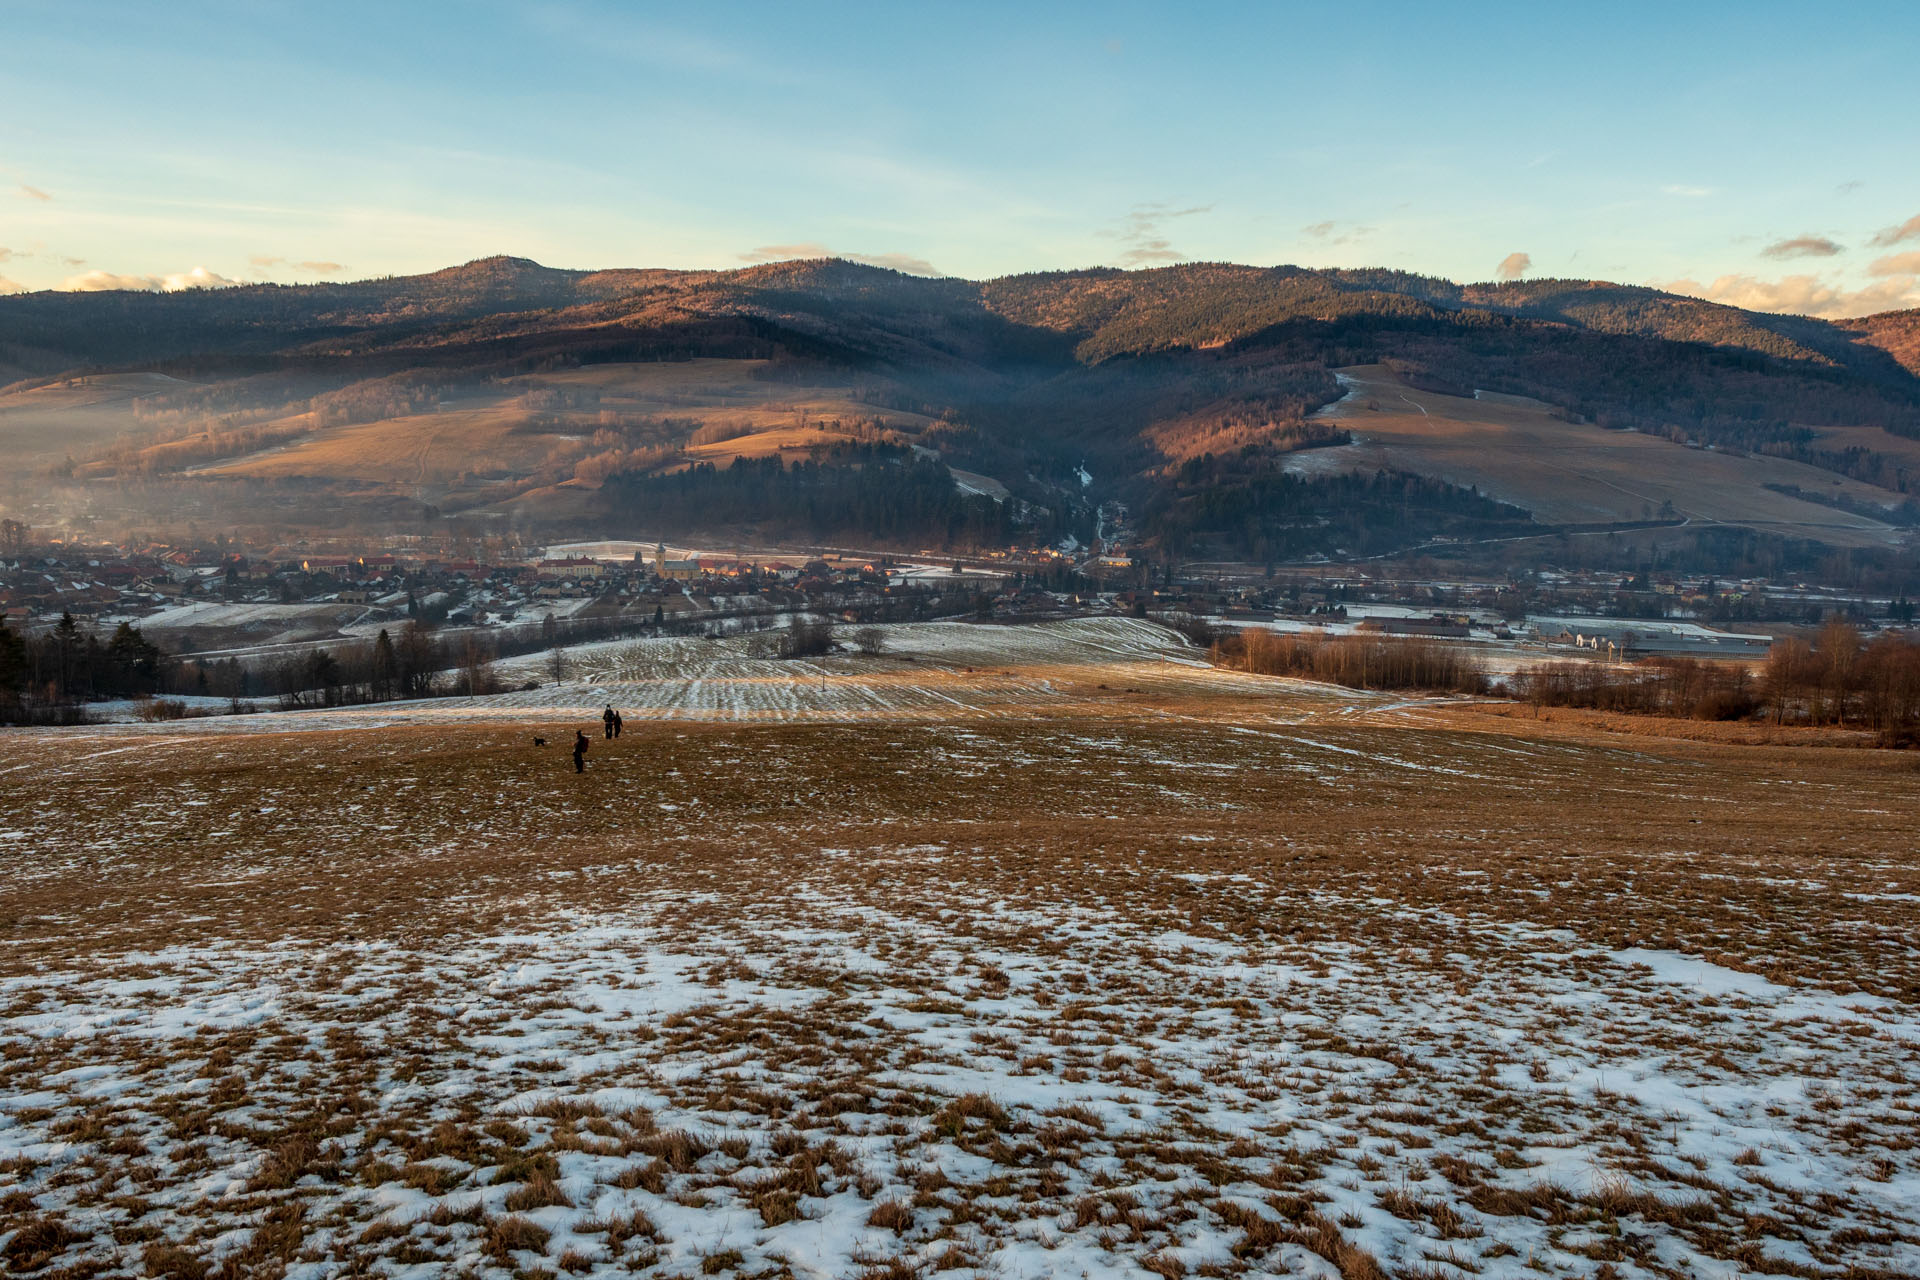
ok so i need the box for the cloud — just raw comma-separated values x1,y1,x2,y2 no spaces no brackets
0,247,11,263
59,266,241,293
1299,220,1376,248
1869,213,1920,247
249,256,347,276
736,242,943,276
0,277,26,296
1760,235,1842,259
17,184,50,201
1836,180,1863,195
848,252,941,276
1662,184,1712,198
738,242,833,263
1662,272,1920,319
1868,251,1920,277
1496,252,1532,281
1103,203,1211,266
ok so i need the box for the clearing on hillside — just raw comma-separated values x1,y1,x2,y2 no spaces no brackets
1297,364,1910,546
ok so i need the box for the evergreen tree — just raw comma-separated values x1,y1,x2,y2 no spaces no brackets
372,629,398,701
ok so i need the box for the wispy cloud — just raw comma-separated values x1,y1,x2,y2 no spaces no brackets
1869,213,1920,248
1662,271,1920,319
1661,184,1712,198
1496,252,1531,281
17,184,51,202
1760,234,1843,259
1301,219,1374,247
1100,203,1211,266
1868,251,1920,277
0,247,12,263
0,277,26,295
250,255,347,275
739,242,832,263
1836,180,1863,195
737,242,944,276
59,266,241,293
851,252,941,276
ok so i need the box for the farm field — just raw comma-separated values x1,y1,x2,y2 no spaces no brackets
2,620,1917,1279
1298,365,1912,547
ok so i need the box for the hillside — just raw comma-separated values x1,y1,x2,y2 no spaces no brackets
1847,308,1920,375
3,257,1920,567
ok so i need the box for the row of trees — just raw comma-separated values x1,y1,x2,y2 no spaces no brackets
1515,621,1920,743
0,614,487,721
1210,628,1488,693
1210,621,1920,745
2,615,170,703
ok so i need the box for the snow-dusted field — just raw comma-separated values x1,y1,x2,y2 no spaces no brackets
2,626,1918,1279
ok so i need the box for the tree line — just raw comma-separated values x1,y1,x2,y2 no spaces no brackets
1511,627,1920,743
1210,628,1488,693
1208,621,1920,745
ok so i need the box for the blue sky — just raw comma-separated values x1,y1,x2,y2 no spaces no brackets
3,0,1918,315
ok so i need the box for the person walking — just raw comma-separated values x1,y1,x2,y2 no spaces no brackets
573,729,590,773
602,705,616,739
612,710,623,738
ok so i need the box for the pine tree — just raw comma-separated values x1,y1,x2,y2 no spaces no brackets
372,629,397,701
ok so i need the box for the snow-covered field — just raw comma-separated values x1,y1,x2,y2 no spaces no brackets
2,622,1917,1279
55,618,1346,735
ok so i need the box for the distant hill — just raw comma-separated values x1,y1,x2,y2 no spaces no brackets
4,257,1920,568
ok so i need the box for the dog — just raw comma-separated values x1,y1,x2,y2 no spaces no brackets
533,736,547,747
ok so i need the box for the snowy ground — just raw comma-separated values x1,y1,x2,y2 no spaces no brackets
2,626,1918,1279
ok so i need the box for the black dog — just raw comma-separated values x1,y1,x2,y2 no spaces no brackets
532,736,547,747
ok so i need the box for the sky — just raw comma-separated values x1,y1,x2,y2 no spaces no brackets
3,0,1919,316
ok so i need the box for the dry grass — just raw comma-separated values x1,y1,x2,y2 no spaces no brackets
1307,364,1906,547
0,649,1916,1277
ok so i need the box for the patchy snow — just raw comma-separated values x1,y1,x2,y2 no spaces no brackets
4,898,1915,1278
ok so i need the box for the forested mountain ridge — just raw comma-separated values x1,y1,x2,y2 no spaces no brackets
5,257,1920,567
6,255,1917,392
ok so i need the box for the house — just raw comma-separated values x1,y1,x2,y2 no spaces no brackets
537,556,604,580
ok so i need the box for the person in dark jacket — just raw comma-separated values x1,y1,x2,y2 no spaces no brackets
602,705,616,739
612,710,623,738
573,730,590,772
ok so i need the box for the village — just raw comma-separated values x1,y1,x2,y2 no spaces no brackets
3,521,1915,679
